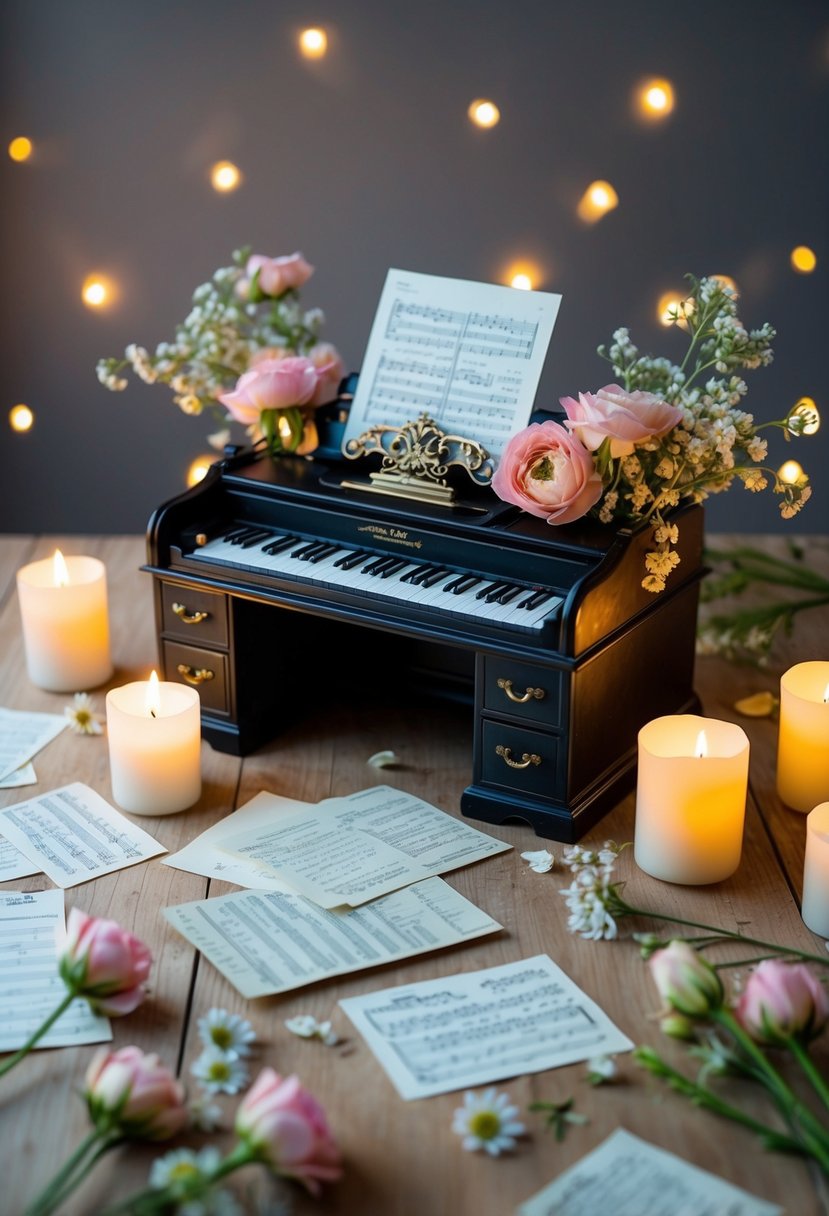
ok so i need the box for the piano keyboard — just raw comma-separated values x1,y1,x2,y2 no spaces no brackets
189,527,564,633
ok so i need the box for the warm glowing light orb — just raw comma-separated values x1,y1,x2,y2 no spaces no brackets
299,27,328,57
710,273,738,295
637,78,675,118
8,136,33,162
510,273,532,291
790,397,820,435
468,99,500,128
9,404,34,432
657,291,694,327
210,161,241,192
82,275,111,308
186,456,214,487
791,245,817,274
577,180,619,222
778,459,805,485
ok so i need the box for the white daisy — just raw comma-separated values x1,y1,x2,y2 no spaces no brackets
521,849,555,874
197,1008,256,1056
150,1147,221,1193
452,1088,525,1156
191,1046,249,1095
64,692,103,736
285,1014,340,1046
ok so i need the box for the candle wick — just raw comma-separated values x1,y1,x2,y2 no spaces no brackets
150,709,157,718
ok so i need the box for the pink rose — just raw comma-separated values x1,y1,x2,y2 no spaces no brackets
735,960,829,1046
219,357,319,425
649,940,724,1019
58,908,151,1016
246,252,314,297
307,342,345,407
236,1069,342,1195
491,420,603,525
85,1046,188,1140
561,383,683,457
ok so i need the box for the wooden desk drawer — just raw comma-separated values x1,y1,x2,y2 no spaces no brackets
480,720,560,800
483,656,562,727
162,640,229,714
161,584,228,647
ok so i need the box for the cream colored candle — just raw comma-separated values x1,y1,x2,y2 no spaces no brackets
777,662,829,813
16,550,112,692
634,714,750,885
802,802,829,938
106,672,201,815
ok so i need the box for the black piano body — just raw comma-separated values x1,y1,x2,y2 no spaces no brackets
144,445,704,842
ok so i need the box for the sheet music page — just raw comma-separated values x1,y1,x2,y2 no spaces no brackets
339,954,633,1100
0,834,40,882
0,783,167,888
164,877,501,999
0,762,37,789
515,1128,782,1216
0,889,111,1052
217,785,511,908
0,706,66,781
342,269,562,462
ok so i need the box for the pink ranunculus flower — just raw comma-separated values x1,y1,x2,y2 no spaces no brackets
735,960,829,1046
247,252,314,297
561,383,684,457
236,1069,342,1196
218,357,319,425
491,420,603,525
58,908,151,1016
649,940,724,1019
307,342,345,407
85,1046,188,1140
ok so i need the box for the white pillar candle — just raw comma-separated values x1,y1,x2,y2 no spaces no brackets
802,802,829,938
634,714,750,885
16,550,112,692
106,672,201,816
777,662,829,813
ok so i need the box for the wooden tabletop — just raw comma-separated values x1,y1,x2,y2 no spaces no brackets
1,533,828,1216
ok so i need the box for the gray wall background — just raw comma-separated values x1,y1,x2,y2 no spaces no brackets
1,0,827,535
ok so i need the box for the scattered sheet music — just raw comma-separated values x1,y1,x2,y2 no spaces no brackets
0,762,37,789
0,706,66,782
164,876,501,999
0,889,111,1052
342,269,561,462
515,1128,782,1216
0,783,167,888
339,954,633,1100
0,833,40,882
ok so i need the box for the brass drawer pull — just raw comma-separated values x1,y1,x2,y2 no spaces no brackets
176,664,215,686
172,602,209,626
495,744,542,769
497,678,546,704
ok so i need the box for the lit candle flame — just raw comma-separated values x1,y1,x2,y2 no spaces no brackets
145,670,161,718
824,683,829,704
695,730,708,758
53,549,70,587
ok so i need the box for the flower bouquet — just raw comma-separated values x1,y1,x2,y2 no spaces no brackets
97,248,345,457
492,276,815,592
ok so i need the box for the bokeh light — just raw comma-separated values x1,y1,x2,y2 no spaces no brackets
503,260,541,291
657,291,694,327
577,180,619,223
210,161,242,192
790,397,820,435
186,456,215,488
710,273,738,295
8,136,33,162
9,404,34,432
778,459,805,485
637,77,675,119
299,28,327,58
82,275,114,309
468,99,500,128
790,246,817,274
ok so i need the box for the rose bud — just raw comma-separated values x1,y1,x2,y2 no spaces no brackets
85,1046,188,1140
58,908,151,1016
649,940,724,1018
735,960,829,1046
235,1069,342,1195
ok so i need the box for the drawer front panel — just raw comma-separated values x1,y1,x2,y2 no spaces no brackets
161,584,228,647
162,641,229,715
483,656,562,727
481,720,560,800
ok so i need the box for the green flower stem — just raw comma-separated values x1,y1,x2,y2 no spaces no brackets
788,1037,829,1117
0,990,75,1078
24,1128,117,1216
99,1142,256,1216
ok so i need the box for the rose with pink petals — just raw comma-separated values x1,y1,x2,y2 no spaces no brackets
85,1046,188,1140
649,940,724,1018
561,383,683,457
735,960,829,1046
307,342,345,407
58,908,151,1016
492,419,603,525
236,1069,342,1195
218,357,319,426
245,252,314,297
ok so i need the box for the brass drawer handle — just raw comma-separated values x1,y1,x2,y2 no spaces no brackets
172,602,209,626
495,744,542,769
176,664,215,686
497,678,546,704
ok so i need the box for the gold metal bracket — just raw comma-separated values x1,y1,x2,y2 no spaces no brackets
341,413,494,506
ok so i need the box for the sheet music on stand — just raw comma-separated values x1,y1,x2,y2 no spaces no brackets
341,269,562,463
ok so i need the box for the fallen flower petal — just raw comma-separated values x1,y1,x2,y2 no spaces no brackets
367,750,399,768
521,849,555,874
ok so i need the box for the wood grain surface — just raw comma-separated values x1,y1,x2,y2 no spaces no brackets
1,533,827,1216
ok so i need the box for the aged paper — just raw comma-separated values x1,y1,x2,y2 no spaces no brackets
339,954,633,1100
164,876,501,999
0,889,111,1052
0,707,66,781
515,1128,782,1216
0,783,166,888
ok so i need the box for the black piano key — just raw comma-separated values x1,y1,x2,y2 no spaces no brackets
262,535,296,555
368,556,399,576
476,581,505,600
400,564,429,584
495,585,522,605
309,544,340,564
420,567,450,588
333,550,362,568
297,541,330,561
485,583,512,602
522,589,555,610
291,541,322,558
379,559,408,578
406,565,439,585
361,556,390,574
228,528,261,545
450,575,481,595
238,530,272,549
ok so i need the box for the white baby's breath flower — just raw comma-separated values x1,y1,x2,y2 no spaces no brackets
452,1088,525,1156
64,692,103,736
191,1046,249,1095
521,849,555,874
197,1008,256,1056
585,1054,617,1085
188,1095,223,1133
285,1014,340,1046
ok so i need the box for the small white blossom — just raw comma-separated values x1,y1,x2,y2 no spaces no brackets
285,1014,340,1046
64,692,103,736
197,1008,256,1056
188,1095,223,1133
521,849,555,874
585,1054,617,1085
452,1088,525,1156
191,1047,249,1095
